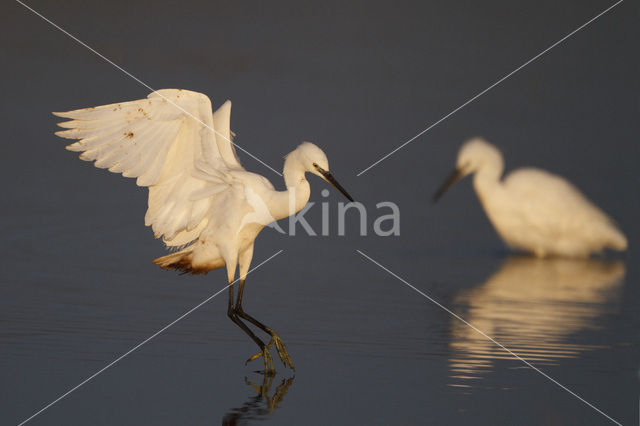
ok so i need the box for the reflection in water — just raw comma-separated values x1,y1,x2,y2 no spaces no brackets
448,257,625,388
222,374,295,425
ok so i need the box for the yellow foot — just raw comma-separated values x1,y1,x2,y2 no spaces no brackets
267,333,295,372
246,346,275,375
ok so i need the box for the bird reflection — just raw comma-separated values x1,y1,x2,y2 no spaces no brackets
222,374,295,425
448,256,625,387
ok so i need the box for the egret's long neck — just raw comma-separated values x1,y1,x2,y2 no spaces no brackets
472,155,505,205
268,152,311,221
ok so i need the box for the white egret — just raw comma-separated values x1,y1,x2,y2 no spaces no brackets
54,89,353,374
433,138,627,257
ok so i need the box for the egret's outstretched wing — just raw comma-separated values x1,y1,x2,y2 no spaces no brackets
55,89,244,246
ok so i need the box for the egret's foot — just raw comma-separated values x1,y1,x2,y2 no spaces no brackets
246,346,275,375
267,333,295,371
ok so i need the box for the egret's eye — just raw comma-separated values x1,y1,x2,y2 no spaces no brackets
313,163,319,168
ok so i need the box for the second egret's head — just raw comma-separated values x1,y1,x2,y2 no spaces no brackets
433,138,504,202
291,142,354,202
456,138,503,175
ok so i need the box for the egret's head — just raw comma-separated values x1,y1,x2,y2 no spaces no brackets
433,138,503,202
297,141,330,176
290,141,353,202
456,138,503,175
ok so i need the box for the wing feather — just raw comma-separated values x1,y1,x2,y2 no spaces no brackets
505,168,617,245
212,101,242,169
54,89,245,246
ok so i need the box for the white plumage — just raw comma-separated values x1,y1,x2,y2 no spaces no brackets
54,89,353,373
56,89,242,247
434,138,627,257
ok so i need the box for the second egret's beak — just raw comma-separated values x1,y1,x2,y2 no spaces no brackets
433,167,465,202
318,168,354,202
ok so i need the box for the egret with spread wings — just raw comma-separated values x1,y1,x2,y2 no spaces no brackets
54,89,353,374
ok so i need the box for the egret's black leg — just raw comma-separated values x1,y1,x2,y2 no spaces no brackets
235,279,272,332
227,283,274,374
236,279,295,371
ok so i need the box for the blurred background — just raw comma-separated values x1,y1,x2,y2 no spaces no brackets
1,0,638,424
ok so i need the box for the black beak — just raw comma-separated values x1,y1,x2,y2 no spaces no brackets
319,169,354,202
433,168,465,203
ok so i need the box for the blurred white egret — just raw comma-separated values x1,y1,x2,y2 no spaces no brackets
54,89,353,374
434,138,627,257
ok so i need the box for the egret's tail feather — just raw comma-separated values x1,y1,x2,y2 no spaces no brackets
153,250,196,273
153,249,224,275
608,228,628,252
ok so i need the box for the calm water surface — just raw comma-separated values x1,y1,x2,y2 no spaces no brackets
2,242,637,425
